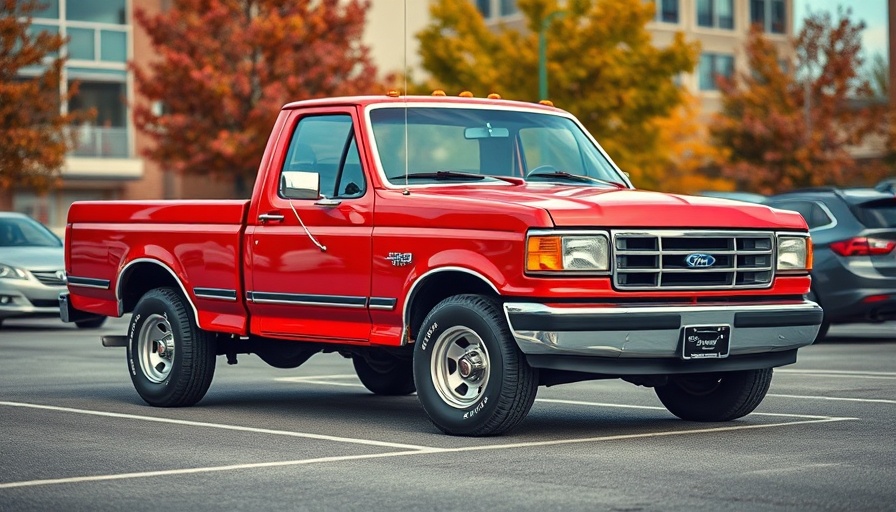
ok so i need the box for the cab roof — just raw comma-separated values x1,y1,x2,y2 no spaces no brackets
281,94,563,113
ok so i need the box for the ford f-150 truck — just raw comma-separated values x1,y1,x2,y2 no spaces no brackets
60,93,823,436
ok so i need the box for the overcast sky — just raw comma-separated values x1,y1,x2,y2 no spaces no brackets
795,0,888,58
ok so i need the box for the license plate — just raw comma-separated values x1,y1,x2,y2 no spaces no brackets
682,325,731,359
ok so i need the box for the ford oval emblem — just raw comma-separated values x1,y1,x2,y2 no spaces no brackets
685,253,716,268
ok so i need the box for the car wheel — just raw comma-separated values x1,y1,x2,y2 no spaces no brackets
413,294,538,436
75,317,107,329
655,369,773,422
127,287,216,407
353,351,415,396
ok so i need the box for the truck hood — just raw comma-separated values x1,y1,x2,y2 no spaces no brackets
417,184,806,230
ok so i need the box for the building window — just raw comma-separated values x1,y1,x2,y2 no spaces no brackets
697,0,734,29
652,0,679,24
25,0,133,159
475,0,518,19
699,53,734,90
475,0,491,18
751,0,786,34
66,0,127,25
500,0,518,17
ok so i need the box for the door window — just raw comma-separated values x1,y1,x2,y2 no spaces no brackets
281,115,366,199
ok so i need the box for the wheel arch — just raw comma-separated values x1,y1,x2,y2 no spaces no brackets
402,266,500,346
117,258,200,327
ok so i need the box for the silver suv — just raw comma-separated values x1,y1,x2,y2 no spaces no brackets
0,212,105,329
764,188,896,340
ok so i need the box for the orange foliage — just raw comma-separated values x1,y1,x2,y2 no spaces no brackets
0,0,94,192
132,0,380,190
712,11,885,194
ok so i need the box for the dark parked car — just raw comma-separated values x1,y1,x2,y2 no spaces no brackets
0,212,105,329
764,188,896,340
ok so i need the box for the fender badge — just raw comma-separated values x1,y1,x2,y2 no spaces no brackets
386,252,413,267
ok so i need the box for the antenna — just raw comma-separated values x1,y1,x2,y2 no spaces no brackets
402,0,410,195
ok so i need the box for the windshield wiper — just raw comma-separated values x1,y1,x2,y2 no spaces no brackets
526,170,625,188
391,171,487,181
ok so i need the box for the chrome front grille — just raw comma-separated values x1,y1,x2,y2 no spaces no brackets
31,270,66,287
613,231,774,290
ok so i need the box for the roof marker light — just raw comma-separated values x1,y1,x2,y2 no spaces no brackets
432,90,446,96
459,91,474,98
539,100,554,107
386,90,400,97
487,93,502,99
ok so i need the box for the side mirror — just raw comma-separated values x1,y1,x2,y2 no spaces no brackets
280,171,320,200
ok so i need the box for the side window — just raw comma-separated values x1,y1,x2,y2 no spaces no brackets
774,200,834,230
281,114,367,199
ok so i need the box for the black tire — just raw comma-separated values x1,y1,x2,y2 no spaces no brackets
814,316,831,343
413,294,538,436
75,317,107,329
127,287,216,407
352,352,415,395
655,369,773,422
807,287,829,343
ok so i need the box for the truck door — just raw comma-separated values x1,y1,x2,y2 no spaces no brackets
246,107,373,343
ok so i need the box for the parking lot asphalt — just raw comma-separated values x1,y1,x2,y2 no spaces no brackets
1,317,894,511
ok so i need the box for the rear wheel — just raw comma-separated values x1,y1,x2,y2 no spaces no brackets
127,287,216,407
655,369,773,422
413,294,538,436
353,351,415,396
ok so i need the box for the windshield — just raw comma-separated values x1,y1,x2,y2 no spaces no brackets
368,106,626,187
0,216,62,247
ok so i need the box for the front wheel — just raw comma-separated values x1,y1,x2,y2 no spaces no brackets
655,369,773,422
413,294,538,436
127,287,216,407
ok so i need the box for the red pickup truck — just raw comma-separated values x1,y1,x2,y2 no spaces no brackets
61,94,822,436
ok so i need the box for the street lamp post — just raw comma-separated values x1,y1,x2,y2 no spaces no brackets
538,10,565,100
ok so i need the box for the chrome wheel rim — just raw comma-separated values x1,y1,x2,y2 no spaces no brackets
430,326,490,409
138,313,175,383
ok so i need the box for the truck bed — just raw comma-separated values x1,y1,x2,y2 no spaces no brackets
65,200,251,334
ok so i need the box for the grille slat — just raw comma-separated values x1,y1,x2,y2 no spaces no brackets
614,231,775,291
31,271,66,287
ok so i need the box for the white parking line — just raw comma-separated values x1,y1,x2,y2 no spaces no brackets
0,401,430,451
279,375,850,420
0,413,853,490
768,394,896,405
0,451,428,490
777,369,896,380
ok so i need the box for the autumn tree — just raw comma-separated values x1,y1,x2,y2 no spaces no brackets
415,0,699,188
132,0,379,193
712,10,884,194
647,93,731,194
0,0,92,192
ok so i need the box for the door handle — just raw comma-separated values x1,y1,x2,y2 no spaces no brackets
258,213,285,223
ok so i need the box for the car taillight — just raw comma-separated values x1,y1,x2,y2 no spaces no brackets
829,237,896,256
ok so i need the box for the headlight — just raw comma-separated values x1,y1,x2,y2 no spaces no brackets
0,263,28,280
527,234,610,273
777,236,812,271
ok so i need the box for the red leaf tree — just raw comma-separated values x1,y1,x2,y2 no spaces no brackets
132,0,380,193
0,0,93,192
712,9,884,194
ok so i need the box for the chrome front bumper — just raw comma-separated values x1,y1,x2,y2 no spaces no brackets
503,300,822,372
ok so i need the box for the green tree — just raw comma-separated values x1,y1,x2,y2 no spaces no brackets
132,0,380,194
415,0,699,189
712,10,883,193
0,0,92,192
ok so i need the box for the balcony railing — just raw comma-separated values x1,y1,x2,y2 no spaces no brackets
71,126,130,158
